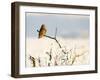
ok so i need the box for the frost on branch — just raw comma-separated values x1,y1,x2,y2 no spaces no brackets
27,25,89,67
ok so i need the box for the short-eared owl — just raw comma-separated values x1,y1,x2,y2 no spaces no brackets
39,24,47,38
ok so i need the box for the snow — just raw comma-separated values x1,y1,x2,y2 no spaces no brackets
26,37,89,67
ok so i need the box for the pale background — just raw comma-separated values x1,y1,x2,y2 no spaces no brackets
26,13,89,38
0,0,100,80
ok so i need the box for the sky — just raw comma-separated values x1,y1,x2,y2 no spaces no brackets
25,12,90,39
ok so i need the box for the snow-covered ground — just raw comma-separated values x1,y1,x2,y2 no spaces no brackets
26,37,89,67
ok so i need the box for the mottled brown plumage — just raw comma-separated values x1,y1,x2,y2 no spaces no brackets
39,24,47,38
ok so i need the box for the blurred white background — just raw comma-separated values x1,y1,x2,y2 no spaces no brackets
0,0,100,80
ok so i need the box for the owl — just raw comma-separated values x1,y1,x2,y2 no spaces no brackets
38,24,47,38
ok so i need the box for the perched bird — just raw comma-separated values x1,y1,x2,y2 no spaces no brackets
38,24,47,38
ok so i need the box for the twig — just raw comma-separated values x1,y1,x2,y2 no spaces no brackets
54,55,58,66
29,56,36,67
46,48,52,61
37,57,41,67
44,35,62,48
55,27,57,38
71,51,88,65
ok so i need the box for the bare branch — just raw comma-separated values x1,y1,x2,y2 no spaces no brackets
29,56,36,67
46,49,52,61
44,35,55,40
37,57,41,67
71,51,88,65
55,27,57,38
44,35,62,48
